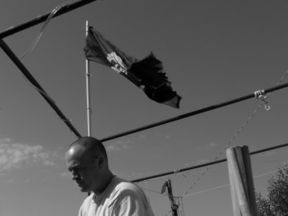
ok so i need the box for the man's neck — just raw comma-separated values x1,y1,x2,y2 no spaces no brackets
93,172,115,195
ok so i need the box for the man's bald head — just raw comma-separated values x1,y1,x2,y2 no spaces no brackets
65,137,113,193
65,136,107,168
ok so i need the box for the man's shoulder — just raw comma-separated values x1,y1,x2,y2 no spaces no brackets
110,177,155,216
109,177,147,202
113,177,141,194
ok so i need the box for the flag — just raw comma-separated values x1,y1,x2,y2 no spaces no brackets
84,26,181,108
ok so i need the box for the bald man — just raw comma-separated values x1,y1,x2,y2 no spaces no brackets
65,136,155,216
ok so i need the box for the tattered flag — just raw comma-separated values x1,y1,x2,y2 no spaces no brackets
84,26,181,108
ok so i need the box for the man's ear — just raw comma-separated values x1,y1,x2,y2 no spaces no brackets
98,156,104,168
90,155,99,167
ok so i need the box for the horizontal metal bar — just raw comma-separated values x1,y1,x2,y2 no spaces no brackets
0,0,97,38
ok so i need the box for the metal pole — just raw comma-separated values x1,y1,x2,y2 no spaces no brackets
132,141,288,182
101,82,288,142
85,21,92,136
0,38,82,138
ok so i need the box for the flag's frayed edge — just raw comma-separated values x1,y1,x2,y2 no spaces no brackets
129,53,182,108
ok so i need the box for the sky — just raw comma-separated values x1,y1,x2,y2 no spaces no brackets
1,0,288,216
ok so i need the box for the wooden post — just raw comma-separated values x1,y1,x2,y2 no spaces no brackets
226,146,257,216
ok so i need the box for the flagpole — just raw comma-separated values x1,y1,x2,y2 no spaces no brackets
85,20,92,136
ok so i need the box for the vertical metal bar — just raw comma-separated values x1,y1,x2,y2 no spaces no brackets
85,21,92,136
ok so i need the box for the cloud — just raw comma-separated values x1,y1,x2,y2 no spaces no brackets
106,139,131,152
193,159,210,165
59,171,72,178
0,138,56,173
208,142,218,148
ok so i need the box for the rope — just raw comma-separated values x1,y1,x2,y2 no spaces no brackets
0,0,98,39
21,5,62,59
182,103,263,195
131,72,288,184
181,70,288,195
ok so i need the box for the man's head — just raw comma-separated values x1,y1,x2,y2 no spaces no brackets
65,136,111,193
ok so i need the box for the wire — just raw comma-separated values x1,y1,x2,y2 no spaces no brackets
132,140,288,183
181,70,288,195
139,165,285,216
183,166,282,198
